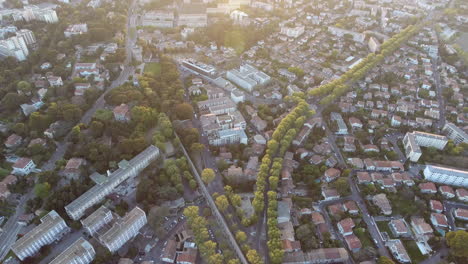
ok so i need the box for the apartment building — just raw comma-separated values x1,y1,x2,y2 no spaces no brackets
50,237,95,264
64,24,88,37
141,10,174,28
15,29,36,45
181,59,216,77
328,26,366,43
65,145,160,220
12,157,36,176
331,112,348,135
386,239,411,263
0,35,29,61
13,5,59,23
81,205,113,235
226,64,270,92
280,24,305,38
403,131,448,162
423,165,468,187
99,207,147,253
12,210,70,261
177,4,208,27
443,122,468,144
208,128,248,146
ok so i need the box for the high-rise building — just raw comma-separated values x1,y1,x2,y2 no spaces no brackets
11,210,70,261
99,207,147,252
16,29,36,45
0,35,29,61
49,237,95,264
424,165,468,187
443,122,468,144
81,206,113,235
65,146,159,220
403,131,448,162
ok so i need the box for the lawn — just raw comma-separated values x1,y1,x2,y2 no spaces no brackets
144,62,161,76
376,221,395,238
354,227,373,248
403,240,427,263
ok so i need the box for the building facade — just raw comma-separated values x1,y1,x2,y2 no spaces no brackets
81,205,113,235
50,237,95,264
443,122,468,144
65,146,160,220
424,165,468,187
12,210,70,261
99,207,147,252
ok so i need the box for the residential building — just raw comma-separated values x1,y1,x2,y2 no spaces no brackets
338,218,355,236
430,213,448,229
439,185,455,198
411,217,434,237
331,112,348,134
372,193,392,215
12,210,70,261
64,24,88,37
456,188,468,202
0,175,17,200
12,157,36,176
141,10,174,28
280,24,305,38
208,128,248,146
226,64,270,92
423,165,468,187
386,239,411,263
50,237,95,264
278,200,291,224
177,4,208,27
0,34,29,61
328,26,365,42
419,182,437,193
324,168,340,182
454,208,468,221
4,133,22,148
404,131,448,162
99,207,147,253
443,122,468,144
65,146,159,220
368,36,380,52
344,234,362,253
389,219,411,237
15,29,36,45
63,158,85,179
113,104,131,122
161,239,177,263
81,206,113,236
429,200,443,213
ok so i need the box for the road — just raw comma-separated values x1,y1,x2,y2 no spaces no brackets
443,201,468,231
176,133,248,264
0,1,138,261
348,176,391,258
431,42,446,131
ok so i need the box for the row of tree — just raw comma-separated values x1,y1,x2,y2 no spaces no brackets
308,24,423,105
183,206,237,264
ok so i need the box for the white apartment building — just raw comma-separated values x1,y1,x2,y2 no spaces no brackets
141,10,174,28
13,6,59,23
403,132,422,162
331,112,348,135
81,205,113,235
403,131,448,162
0,35,29,61
50,237,95,264
226,64,270,92
424,165,468,187
280,24,305,38
443,122,468,144
16,29,36,45
177,4,208,27
65,146,160,220
64,24,88,38
12,210,70,261
328,26,366,43
181,59,216,77
12,157,36,176
99,207,147,252
208,128,248,146
411,131,448,149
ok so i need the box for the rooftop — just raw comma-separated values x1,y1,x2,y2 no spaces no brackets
49,238,94,264
99,207,146,245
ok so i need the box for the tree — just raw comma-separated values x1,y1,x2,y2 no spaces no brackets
175,103,194,120
17,81,32,94
446,230,468,258
246,249,263,264
1,92,27,111
215,195,229,212
201,168,216,185
331,177,350,195
34,182,51,199
377,256,395,264
190,142,205,154
235,231,247,243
